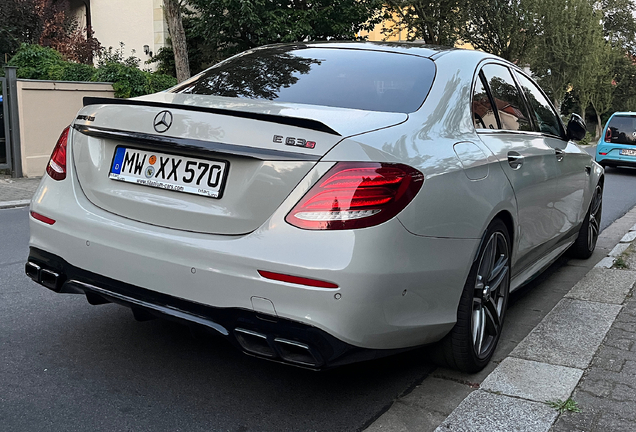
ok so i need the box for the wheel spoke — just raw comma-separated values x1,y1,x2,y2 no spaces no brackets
591,189,602,216
488,264,509,297
472,305,481,346
476,308,486,354
484,298,501,335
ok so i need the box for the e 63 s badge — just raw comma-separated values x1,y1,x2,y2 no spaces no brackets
273,135,316,149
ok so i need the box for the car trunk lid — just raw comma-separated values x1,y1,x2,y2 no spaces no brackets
72,96,407,235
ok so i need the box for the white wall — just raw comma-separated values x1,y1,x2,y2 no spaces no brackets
16,80,115,177
90,0,167,68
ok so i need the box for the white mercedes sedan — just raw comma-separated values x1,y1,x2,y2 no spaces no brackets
26,42,603,372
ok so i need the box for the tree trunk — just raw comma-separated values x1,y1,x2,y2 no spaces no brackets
595,110,602,140
164,0,190,83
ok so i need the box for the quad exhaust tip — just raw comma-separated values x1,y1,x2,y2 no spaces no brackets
25,262,41,281
234,328,323,368
25,261,62,292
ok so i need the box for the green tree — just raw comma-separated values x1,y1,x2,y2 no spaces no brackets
0,0,100,64
0,0,40,60
570,20,607,121
382,0,466,45
185,0,383,63
609,53,636,113
460,0,538,63
529,0,599,111
597,0,636,53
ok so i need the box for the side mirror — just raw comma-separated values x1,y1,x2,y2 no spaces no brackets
566,113,587,141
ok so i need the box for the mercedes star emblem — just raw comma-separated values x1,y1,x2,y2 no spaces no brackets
153,110,173,133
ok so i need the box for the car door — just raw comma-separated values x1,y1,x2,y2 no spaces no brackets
514,71,588,234
473,63,561,274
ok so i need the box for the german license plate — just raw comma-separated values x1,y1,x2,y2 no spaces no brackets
620,149,636,156
109,147,228,199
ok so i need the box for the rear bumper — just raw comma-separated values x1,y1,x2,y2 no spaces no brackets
27,247,402,369
27,149,481,366
595,144,636,167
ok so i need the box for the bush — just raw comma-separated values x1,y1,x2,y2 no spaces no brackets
61,62,96,82
8,43,177,98
93,62,148,98
579,132,595,146
146,72,178,93
8,44,66,80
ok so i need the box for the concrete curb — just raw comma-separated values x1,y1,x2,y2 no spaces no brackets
0,199,31,209
435,220,636,431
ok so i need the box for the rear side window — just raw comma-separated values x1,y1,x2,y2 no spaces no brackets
605,115,636,145
472,74,498,130
171,47,436,114
515,72,563,137
481,64,532,132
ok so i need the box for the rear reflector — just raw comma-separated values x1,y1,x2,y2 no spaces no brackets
258,270,338,289
30,211,56,225
286,162,424,230
599,152,607,155
46,126,70,181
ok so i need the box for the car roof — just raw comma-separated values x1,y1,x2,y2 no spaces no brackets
610,112,636,117
256,41,460,59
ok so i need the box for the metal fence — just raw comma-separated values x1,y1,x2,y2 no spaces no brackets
1,67,22,177
0,76,10,172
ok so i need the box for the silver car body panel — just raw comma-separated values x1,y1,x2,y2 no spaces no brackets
29,45,602,353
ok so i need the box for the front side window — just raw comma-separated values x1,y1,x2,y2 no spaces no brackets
481,64,532,132
605,115,636,145
515,72,563,138
171,47,436,114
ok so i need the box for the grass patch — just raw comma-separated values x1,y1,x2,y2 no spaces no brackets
614,255,629,269
546,398,581,413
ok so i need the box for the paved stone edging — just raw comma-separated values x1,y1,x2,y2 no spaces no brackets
435,229,636,431
0,199,31,209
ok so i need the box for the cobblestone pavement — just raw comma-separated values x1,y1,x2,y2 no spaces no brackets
0,176,40,206
551,293,636,432
376,207,636,432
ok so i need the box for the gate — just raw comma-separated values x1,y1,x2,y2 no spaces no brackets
0,76,9,171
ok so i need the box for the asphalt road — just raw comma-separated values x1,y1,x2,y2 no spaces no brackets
584,145,633,231
0,206,434,432
2,157,636,431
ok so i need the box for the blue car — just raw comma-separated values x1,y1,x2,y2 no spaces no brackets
596,112,636,168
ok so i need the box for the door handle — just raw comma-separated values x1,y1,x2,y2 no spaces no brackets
507,151,524,170
555,148,565,161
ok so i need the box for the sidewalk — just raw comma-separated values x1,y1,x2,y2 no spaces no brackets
367,207,636,432
0,176,40,208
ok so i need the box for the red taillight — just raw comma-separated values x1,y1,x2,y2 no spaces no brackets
46,126,70,181
286,162,424,230
30,211,56,225
258,270,338,289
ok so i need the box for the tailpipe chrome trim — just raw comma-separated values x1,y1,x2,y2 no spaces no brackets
40,268,62,292
25,262,41,282
274,338,323,368
234,328,276,358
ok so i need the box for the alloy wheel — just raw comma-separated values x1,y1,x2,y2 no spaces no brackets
588,185,602,251
472,231,510,359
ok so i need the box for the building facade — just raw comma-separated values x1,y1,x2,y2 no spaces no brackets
68,0,168,68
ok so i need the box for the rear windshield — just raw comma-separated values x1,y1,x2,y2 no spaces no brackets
605,115,636,145
170,47,436,114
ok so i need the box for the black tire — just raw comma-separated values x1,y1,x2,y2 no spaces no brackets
569,183,603,259
436,219,511,373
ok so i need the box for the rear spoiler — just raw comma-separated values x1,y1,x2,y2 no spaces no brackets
83,97,341,136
